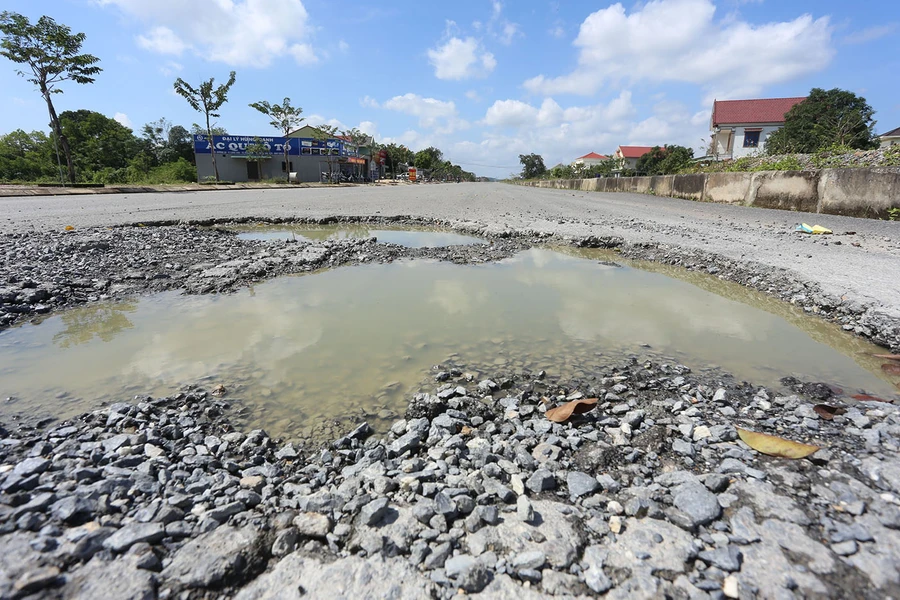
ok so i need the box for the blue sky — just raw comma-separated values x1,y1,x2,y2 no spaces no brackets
1,0,898,178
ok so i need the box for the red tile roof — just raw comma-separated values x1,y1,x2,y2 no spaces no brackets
577,152,608,160
617,145,655,159
712,97,806,127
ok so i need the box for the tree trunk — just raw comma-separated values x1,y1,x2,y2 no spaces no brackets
42,88,76,184
206,114,220,182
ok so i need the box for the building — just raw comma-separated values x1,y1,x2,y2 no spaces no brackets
710,96,806,160
879,126,900,148
193,126,375,183
613,146,655,171
572,152,608,169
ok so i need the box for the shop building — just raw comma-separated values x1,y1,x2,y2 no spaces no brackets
193,131,374,183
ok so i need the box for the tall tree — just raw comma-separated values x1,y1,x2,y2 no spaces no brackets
413,146,444,172
59,109,142,176
766,88,878,154
635,145,693,175
0,12,102,183
519,153,546,179
248,96,304,182
311,124,339,181
174,71,236,181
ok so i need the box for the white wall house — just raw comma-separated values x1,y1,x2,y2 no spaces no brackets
572,152,608,169
710,97,805,160
613,146,654,171
880,127,900,148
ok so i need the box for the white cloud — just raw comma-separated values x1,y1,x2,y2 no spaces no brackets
465,90,481,102
338,39,350,52
498,22,520,45
524,0,833,99
136,26,187,55
427,37,496,80
382,93,469,133
357,121,378,138
114,112,132,128
841,23,897,45
98,0,318,67
159,61,183,76
549,25,565,38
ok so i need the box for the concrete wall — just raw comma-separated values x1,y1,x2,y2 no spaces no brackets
526,167,900,219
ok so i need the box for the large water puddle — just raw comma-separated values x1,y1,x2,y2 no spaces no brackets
1,249,896,439
229,223,485,247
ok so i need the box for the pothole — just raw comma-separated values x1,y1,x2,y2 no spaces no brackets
1,248,895,441
226,223,487,247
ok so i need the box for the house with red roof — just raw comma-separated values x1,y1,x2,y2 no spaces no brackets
710,96,806,160
879,126,900,148
572,152,609,169
613,145,656,171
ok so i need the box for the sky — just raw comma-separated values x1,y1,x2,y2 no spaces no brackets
1,0,898,179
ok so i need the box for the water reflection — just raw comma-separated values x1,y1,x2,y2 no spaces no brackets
0,249,896,438
52,302,137,348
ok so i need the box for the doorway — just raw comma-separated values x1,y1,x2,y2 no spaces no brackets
247,161,260,181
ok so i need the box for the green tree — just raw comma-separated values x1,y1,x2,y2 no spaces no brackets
635,145,693,175
0,12,101,184
58,109,142,179
244,136,270,180
190,123,227,137
766,88,878,154
248,96,304,182
174,71,236,181
413,146,444,172
311,124,340,181
0,129,55,181
519,153,546,179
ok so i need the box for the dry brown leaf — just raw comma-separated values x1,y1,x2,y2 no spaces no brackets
851,393,892,403
736,427,820,459
872,353,900,362
460,425,473,436
813,404,846,421
211,384,227,397
881,363,900,376
545,398,598,423
64,225,74,231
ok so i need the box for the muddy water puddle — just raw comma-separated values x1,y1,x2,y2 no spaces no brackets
228,223,485,247
1,249,896,440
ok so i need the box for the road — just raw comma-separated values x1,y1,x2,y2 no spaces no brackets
2,182,899,319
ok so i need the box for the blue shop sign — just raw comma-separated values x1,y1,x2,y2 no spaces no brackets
193,134,346,156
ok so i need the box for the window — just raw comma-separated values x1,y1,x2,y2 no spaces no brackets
281,161,293,172
743,130,761,148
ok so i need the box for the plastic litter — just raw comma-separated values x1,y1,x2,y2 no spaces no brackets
795,223,832,235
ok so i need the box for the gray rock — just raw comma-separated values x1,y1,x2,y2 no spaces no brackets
567,471,599,497
359,498,390,526
444,554,476,577
525,469,556,493
465,501,584,568
234,553,435,600
64,556,156,600
483,478,516,503
433,492,456,517
423,541,452,569
163,525,263,588
511,550,546,570
102,523,165,553
672,439,694,456
517,495,535,523
832,540,858,556
271,528,298,557
11,566,60,596
390,430,423,457
292,512,331,538
205,501,246,522
458,562,492,593
13,457,51,477
479,505,500,525
672,483,721,527
698,545,743,572
51,496,94,523
729,507,761,544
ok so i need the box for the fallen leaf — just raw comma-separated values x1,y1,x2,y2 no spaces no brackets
871,353,900,361
460,426,473,436
736,427,820,459
826,384,844,395
211,384,227,397
64,225,74,231
813,404,846,420
851,393,892,403
545,398,598,423
881,363,900,376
